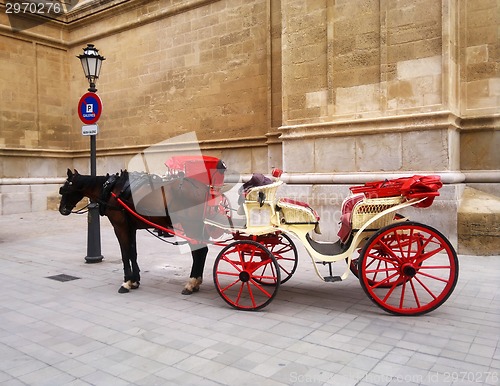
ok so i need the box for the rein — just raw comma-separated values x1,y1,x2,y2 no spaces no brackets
72,199,117,214
111,192,202,245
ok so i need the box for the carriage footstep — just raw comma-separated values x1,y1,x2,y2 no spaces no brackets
324,276,342,282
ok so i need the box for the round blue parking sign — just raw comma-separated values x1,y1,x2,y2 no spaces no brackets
78,92,102,124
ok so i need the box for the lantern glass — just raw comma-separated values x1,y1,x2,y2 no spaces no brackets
77,44,105,91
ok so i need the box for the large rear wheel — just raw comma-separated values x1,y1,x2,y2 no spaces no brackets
213,240,280,310
358,222,458,315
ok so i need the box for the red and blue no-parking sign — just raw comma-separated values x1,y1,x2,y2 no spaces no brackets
78,92,102,124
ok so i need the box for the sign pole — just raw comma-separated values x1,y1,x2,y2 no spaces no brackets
78,92,104,264
85,133,103,263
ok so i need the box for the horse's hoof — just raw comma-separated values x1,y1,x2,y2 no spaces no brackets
131,282,140,290
118,286,130,294
181,286,200,295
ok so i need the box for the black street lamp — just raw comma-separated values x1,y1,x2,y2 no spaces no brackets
78,44,105,263
78,44,105,92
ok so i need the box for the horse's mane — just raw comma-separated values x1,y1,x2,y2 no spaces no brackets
73,173,109,190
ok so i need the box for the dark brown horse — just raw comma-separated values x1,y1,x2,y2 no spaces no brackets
59,169,210,294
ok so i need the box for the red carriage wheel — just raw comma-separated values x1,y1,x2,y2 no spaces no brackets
258,232,298,284
358,222,458,316
213,240,281,311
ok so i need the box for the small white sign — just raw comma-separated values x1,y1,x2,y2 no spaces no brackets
82,124,99,136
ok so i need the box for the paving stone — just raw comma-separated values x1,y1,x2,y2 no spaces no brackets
0,211,498,385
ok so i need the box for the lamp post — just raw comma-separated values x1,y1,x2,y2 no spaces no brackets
77,44,105,263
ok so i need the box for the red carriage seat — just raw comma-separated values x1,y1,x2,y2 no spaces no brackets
337,193,364,243
338,175,443,243
349,175,442,208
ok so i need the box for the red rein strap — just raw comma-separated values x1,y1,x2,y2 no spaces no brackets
111,192,201,245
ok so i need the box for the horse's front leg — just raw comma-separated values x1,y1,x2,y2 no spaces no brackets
182,245,208,295
114,225,141,293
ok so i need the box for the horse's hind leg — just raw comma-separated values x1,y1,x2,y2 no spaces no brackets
182,245,208,295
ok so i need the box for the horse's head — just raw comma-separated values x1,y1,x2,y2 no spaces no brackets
58,169,85,216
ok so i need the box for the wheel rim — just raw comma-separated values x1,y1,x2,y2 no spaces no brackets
359,222,458,315
258,233,298,284
213,241,281,310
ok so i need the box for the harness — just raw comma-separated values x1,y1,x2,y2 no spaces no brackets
98,171,154,215
99,173,120,215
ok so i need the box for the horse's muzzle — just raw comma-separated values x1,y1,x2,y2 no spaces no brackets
59,207,72,216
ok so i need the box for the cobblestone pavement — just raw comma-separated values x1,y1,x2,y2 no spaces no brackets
0,211,499,385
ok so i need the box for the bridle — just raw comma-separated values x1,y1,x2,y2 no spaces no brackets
59,179,100,215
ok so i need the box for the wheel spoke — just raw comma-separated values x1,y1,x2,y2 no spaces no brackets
220,277,241,293
417,245,445,264
365,266,398,274
371,272,400,289
220,255,242,273
365,252,398,267
236,281,245,305
413,275,438,300
272,244,292,255
277,262,292,276
216,270,240,278
416,270,450,283
246,282,257,308
393,230,406,259
409,278,421,308
399,280,407,308
382,280,399,302
371,240,402,264
249,279,274,298
248,260,275,275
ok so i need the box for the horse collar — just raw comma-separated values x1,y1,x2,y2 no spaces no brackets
100,174,120,215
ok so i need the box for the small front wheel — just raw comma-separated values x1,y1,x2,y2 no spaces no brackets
358,222,459,316
213,240,281,310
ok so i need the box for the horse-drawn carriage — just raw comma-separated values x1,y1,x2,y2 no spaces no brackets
59,156,458,315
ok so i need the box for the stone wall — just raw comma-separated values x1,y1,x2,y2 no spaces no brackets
68,0,271,153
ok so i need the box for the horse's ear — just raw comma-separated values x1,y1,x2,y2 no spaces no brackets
67,168,73,178
73,169,79,175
